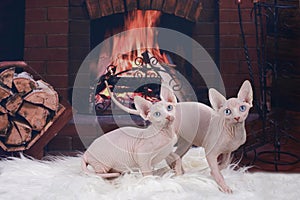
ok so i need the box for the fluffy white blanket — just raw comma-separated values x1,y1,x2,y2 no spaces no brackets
0,147,299,200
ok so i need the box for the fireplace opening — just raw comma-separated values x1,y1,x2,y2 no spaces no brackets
87,9,217,115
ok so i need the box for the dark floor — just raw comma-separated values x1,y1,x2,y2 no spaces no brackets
237,140,300,173
236,111,300,173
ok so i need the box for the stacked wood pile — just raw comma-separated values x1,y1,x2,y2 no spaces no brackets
0,66,64,152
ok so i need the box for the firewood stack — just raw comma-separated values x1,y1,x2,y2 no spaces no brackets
0,66,62,152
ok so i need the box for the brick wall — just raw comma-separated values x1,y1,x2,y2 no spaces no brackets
219,0,259,97
24,0,69,100
22,0,260,154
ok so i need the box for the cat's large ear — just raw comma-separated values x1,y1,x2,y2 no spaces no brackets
134,96,152,120
160,84,177,104
237,80,253,107
209,88,226,111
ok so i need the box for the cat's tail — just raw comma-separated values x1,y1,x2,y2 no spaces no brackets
81,153,121,179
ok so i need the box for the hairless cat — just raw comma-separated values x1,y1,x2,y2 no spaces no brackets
111,80,253,193
81,82,182,178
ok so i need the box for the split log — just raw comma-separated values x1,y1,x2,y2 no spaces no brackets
5,121,32,146
0,113,9,137
0,62,71,155
18,102,49,131
0,85,11,101
13,72,37,95
0,67,14,88
5,94,23,115
24,80,59,111
0,105,7,114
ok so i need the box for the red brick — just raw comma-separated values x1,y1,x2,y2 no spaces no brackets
44,74,69,88
25,8,47,21
47,34,68,47
193,35,215,48
219,0,253,9
220,61,240,74
72,136,85,151
26,0,68,8
25,35,46,47
46,61,68,75
69,47,90,61
220,48,243,61
48,7,68,20
69,0,85,6
220,9,252,22
69,20,90,34
70,6,89,19
47,136,72,151
239,59,259,74
25,61,47,75
24,48,68,61
69,34,90,47
219,22,255,35
25,21,68,34
193,23,216,35
58,123,78,137
198,9,215,22
55,88,69,100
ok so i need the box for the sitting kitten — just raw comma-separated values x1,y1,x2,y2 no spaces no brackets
81,83,182,178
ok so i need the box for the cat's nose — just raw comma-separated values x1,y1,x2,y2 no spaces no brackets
166,116,174,121
234,117,240,122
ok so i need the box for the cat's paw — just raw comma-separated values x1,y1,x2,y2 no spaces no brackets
219,184,233,194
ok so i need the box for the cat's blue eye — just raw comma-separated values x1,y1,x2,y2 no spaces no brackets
224,108,231,115
167,105,173,111
154,112,161,117
240,105,246,112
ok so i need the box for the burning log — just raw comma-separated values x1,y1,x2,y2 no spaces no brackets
0,65,63,150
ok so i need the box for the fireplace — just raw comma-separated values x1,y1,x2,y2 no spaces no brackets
71,0,220,116
21,0,260,153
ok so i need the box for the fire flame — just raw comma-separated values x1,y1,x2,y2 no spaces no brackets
104,10,170,74
95,10,171,109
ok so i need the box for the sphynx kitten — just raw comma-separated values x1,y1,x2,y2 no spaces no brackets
174,80,253,193
81,82,182,178
111,80,253,192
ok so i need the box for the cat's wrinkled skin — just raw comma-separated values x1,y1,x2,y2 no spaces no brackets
110,80,252,193
81,83,182,178
173,80,253,193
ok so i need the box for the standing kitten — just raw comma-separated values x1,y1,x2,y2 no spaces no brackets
174,80,253,193
81,83,182,178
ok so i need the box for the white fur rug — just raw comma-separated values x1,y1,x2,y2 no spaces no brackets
0,147,299,200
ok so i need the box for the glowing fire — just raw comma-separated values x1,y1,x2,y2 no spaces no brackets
94,10,172,112
105,10,170,74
